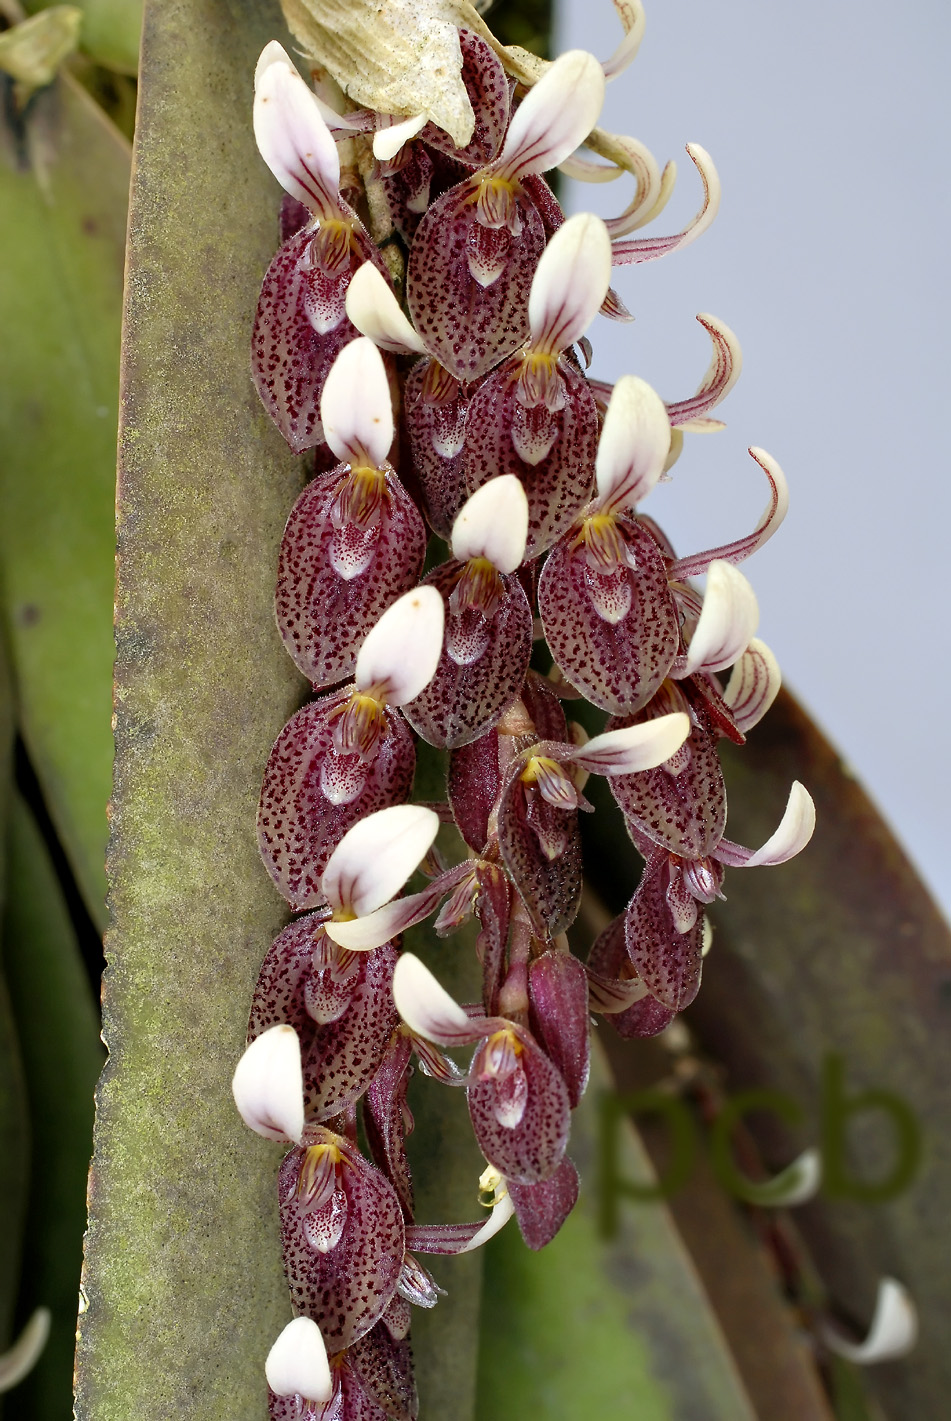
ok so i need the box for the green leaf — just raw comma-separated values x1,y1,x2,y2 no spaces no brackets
1,792,104,1417
71,0,313,1414
475,1039,756,1419
0,68,130,930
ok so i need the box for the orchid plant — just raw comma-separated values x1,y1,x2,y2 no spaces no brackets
233,10,816,1417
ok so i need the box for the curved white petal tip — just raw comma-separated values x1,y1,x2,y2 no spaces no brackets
723,638,781,734
232,1025,304,1143
323,804,439,919
595,375,671,512
355,585,445,704
0,1308,51,1394
823,1278,918,1364
392,952,473,1044
373,112,427,162
497,50,606,178
743,781,816,868
734,1147,822,1207
265,1317,333,1402
570,713,690,776
253,43,340,212
684,560,759,676
320,337,394,469
459,1186,515,1252
528,212,613,353
346,263,429,356
451,476,529,573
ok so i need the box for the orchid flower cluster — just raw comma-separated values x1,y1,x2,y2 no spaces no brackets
232,15,816,1418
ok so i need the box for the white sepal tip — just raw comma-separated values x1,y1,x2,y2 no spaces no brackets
322,804,439,920
265,1317,333,1402
595,375,671,513
373,112,427,162
231,1025,304,1144
742,781,816,868
497,50,606,178
732,1147,822,1208
822,1278,918,1364
683,560,759,675
458,1187,515,1253
569,714,691,776
724,638,782,734
346,263,429,355
527,212,613,354
253,42,340,213
320,337,394,469
0,1308,51,1394
392,952,473,1044
355,586,445,704
451,476,529,573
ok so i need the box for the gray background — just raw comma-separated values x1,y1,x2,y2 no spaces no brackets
555,0,950,918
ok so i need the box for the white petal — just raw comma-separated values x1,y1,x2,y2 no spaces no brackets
451,476,529,572
527,213,613,353
231,1025,304,1143
594,376,671,512
253,42,340,214
392,952,476,1046
322,805,439,918
457,1189,515,1252
496,50,606,179
740,781,816,868
601,0,645,80
324,881,444,951
320,337,394,468
346,263,429,355
668,447,789,580
0,1309,50,1394
372,112,427,162
683,560,759,676
569,714,691,775
355,585,445,703
265,1317,333,1402
823,1279,918,1364
723,638,782,734
667,313,743,429
731,1148,822,1207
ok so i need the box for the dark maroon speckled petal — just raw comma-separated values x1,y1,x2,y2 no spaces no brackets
403,563,532,748
587,910,676,1038
520,669,568,744
403,359,471,538
448,729,501,853
497,761,582,937
407,183,544,382
279,1134,405,1349
349,1322,418,1421
507,1155,579,1249
528,951,590,1107
419,30,511,168
276,466,426,689
624,854,704,1011
464,364,597,558
365,1033,415,1218
467,1026,571,1183
539,517,680,715
474,863,512,1016
258,695,415,910
608,709,726,858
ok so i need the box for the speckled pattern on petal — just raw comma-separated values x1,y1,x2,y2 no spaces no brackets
528,952,590,1107
608,710,726,858
349,1321,418,1421
404,563,532,748
403,359,471,538
497,761,582,937
587,909,677,1038
257,695,415,909
407,184,543,382
276,466,426,689
467,1026,570,1182
539,518,680,715
464,365,597,558
448,728,501,853
623,854,704,1011
418,30,511,169
280,1135,405,1350
508,1155,579,1250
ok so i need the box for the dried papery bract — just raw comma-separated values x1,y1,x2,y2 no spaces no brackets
237,7,816,1411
